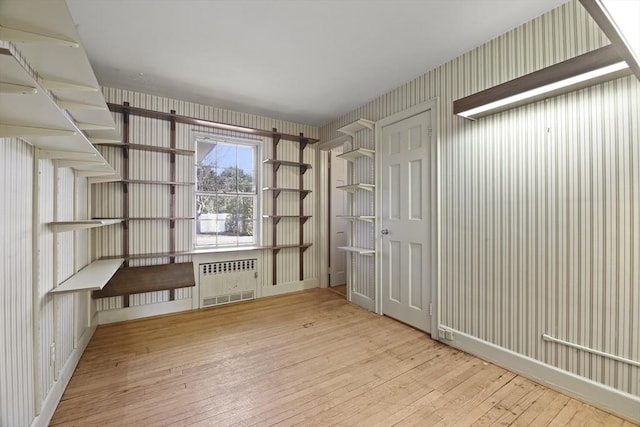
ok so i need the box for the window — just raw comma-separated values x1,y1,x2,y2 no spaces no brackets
195,134,259,247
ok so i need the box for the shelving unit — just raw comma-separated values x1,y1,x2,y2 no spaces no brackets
336,246,375,256
49,259,124,294
335,119,375,138
263,129,318,285
336,215,375,223
337,183,375,193
336,119,376,274
263,159,312,174
338,147,375,161
0,46,117,177
50,219,123,232
1,1,125,300
99,102,320,299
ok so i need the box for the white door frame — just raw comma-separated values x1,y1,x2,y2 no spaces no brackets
374,98,440,337
316,135,350,291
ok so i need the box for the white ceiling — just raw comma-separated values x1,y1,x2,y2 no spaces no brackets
67,0,567,126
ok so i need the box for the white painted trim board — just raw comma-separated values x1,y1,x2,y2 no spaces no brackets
443,328,640,424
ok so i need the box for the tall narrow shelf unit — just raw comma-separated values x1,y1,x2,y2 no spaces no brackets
263,130,317,285
336,119,376,256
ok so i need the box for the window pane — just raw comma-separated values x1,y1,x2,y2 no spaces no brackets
196,194,217,247
218,166,237,193
238,196,256,236
196,165,218,192
238,145,256,193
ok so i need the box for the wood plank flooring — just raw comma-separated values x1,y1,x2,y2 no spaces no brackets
51,288,634,426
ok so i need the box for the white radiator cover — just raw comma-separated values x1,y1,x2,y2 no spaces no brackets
199,259,257,308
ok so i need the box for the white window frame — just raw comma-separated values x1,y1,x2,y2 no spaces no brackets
193,132,262,249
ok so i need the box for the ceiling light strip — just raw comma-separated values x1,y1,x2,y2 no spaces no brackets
453,45,630,120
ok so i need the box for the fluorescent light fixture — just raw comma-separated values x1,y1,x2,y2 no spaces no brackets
580,0,640,81
453,45,631,120
458,61,628,119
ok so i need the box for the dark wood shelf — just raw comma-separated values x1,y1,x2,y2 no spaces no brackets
263,159,312,174
93,217,194,221
262,187,311,199
93,141,194,156
100,246,276,260
122,179,193,186
91,262,195,299
108,103,319,144
272,243,312,253
263,215,311,225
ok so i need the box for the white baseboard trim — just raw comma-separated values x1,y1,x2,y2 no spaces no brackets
259,278,318,298
31,324,97,427
98,299,193,324
442,328,640,424
351,291,375,311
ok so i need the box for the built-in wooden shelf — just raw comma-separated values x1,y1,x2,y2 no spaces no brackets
336,183,375,193
49,259,124,294
272,243,312,253
50,219,123,232
337,119,375,138
100,246,273,260
262,187,312,198
108,103,320,144
91,262,195,299
263,215,311,225
92,141,195,156
93,217,194,221
338,148,375,162
87,174,122,184
336,215,376,223
337,246,375,256
263,159,312,174
123,179,193,186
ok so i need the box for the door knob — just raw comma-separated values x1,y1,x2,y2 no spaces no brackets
381,229,389,235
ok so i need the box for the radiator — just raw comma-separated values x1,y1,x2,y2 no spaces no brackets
199,259,257,308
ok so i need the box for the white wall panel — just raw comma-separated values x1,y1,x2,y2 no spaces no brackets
38,159,55,400
319,0,638,397
0,137,35,427
55,168,76,367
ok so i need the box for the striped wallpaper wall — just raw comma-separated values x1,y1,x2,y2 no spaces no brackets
1,138,98,425
94,88,320,312
0,137,35,427
320,0,639,398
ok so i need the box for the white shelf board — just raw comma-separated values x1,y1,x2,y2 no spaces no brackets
336,215,376,223
0,0,117,134
337,246,375,256
336,183,375,193
337,119,375,137
338,148,375,162
0,0,121,163
49,259,124,294
0,47,117,174
50,219,123,232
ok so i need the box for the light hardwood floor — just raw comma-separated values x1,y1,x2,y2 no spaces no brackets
52,289,635,426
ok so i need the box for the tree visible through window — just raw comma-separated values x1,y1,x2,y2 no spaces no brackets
195,136,258,247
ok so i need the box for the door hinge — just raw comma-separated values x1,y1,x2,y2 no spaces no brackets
429,303,433,316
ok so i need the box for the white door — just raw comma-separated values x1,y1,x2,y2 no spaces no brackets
380,110,432,332
330,148,348,286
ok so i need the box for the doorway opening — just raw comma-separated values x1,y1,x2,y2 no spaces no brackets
328,146,348,297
